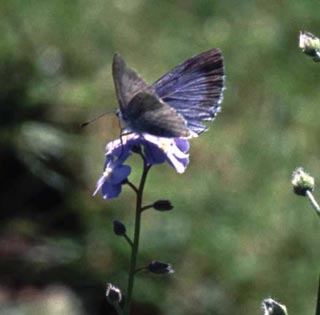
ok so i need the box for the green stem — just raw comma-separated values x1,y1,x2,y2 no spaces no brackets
124,234,134,247
126,179,139,194
140,204,154,212
134,266,147,274
316,275,320,315
123,161,151,315
306,190,320,218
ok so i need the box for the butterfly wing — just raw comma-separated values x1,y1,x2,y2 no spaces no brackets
152,48,224,135
113,53,190,137
112,53,153,111
126,92,191,138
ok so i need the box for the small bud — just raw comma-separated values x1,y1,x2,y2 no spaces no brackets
148,261,174,274
106,283,122,304
299,31,320,62
113,220,126,236
262,298,287,315
292,167,315,196
153,200,174,211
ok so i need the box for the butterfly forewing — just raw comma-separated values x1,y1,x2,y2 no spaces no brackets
112,53,154,111
152,48,224,135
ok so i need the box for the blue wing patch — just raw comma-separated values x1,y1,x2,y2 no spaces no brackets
152,49,224,135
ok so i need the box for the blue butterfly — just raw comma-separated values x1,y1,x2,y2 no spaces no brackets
112,49,224,138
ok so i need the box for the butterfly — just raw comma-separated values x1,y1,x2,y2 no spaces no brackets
112,48,224,138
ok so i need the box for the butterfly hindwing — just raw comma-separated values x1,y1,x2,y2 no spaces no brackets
152,48,224,135
126,92,191,138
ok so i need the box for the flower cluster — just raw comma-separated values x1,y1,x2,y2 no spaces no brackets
291,167,315,196
299,30,320,62
262,298,287,315
94,133,190,199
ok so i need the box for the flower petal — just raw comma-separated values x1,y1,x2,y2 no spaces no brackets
102,182,122,199
110,164,131,184
166,151,189,173
143,134,189,173
93,174,107,196
143,142,166,164
175,138,190,153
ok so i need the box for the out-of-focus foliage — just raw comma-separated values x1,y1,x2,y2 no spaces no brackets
1,1,320,315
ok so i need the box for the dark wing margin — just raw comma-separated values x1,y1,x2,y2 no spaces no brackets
126,92,191,138
112,53,153,111
152,48,224,135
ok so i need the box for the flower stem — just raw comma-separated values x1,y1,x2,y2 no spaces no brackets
306,190,320,218
134,266,147,274
126,179,139,194
140,204,154,212
124,234,134,248
123,161,151,315
316,275,320,315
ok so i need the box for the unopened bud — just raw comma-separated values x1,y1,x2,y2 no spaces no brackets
148,261,174,274
262,298,287,315
292,167,315,196
153,200,173,211
106,283,122,304
299,31,320,62
113,220,126,236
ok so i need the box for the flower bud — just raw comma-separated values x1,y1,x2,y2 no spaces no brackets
153,200,174,211
113,220,126,236
106,283,122,304
292,167,315,196
148,261,174,274
299,31,320,62
262,298,287,315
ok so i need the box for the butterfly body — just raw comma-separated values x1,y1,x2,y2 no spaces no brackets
112,49,224,138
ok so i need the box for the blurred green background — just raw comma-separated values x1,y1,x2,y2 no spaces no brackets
1,1,320,314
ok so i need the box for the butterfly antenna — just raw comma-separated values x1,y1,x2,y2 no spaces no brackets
80,110,116,128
